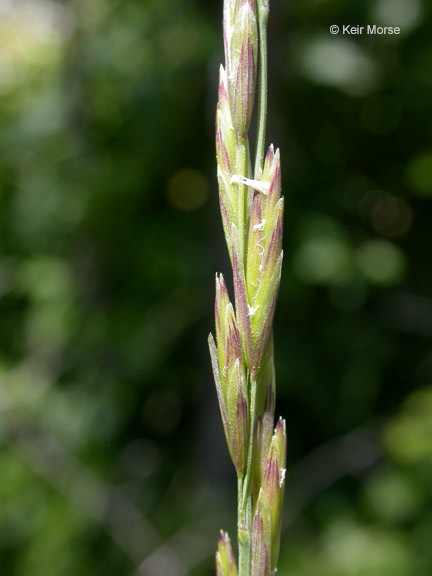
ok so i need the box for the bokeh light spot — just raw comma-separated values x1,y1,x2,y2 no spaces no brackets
167,169,209,211
294,238,351,284
383,389,432,464
405,150,432,197
0,0,73,92
370,0,424,35
323,519,412,573
296,37,377,96
356,239,406,285
364,468,422,523
294,217,352,284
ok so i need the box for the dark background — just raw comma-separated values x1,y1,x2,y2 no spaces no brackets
1,0,432,575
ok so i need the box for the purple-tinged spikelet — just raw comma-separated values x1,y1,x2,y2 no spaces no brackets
251,513,270,576
252,349,276,496
242,146,284,375
223,0,258,138
209,274,249,477
255,417,287,573
216,531,238,576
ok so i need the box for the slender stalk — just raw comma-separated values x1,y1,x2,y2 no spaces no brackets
237,476,249,575
254,2,269,178
241,375,257,512
237,514,249,576
237,137,249,267
236,373,258,576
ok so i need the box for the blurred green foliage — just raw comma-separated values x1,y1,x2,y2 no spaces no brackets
0,0,432,575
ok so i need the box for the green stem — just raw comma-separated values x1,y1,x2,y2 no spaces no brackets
237,477,249,576
237,374,258,576
237,137,249,267
242,375,257,511
254,1,269,179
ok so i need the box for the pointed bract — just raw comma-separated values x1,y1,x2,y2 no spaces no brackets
216,66,236,178
216,65,237,260
208,333,231,457
232,223,252,366
216,531,238,576
244,145,283,375
225,1,258,138
251,513,270,576
252,344,276,496
210,274,249,477
255,417,287,573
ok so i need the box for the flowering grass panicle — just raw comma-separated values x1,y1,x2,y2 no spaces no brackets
209,1,286,575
